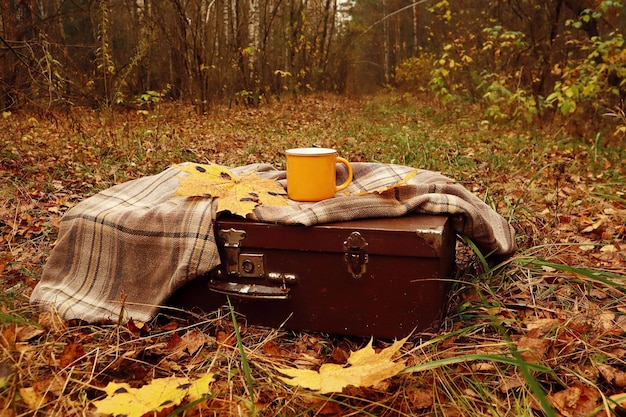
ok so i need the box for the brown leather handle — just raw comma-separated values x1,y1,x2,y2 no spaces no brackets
208,280,291,300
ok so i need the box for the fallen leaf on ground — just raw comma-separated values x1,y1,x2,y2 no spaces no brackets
598,364,626,388
174,162,287,216
19,387,44,410
0,362,12,391
548,384,599,417
498,372,526,393
524,318,562,338
516,336,550,363
406,387,434,409
19,376,66,411
276,337,408,394
60,341,86,368
163,329,212,361
92,373,215,417
15,326,45,343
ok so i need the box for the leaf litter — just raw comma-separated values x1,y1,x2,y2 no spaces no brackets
0,94,625,416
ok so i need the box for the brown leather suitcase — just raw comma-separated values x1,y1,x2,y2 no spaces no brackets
168,214,456,339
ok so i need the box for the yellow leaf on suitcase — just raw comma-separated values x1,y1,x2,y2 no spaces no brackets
276,337,408,394
174,162,287,216
92,374,215,417
347,167,417,196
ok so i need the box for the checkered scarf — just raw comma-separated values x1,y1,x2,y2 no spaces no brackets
30,162,516,323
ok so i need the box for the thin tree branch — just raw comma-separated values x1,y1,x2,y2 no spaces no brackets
0,34,31,67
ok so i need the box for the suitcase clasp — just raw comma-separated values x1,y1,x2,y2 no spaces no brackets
218,227,297,285
219,228,247,276
343,231,369,279
218,228,266,278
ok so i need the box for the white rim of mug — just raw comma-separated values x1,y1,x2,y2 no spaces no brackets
285,147,336,155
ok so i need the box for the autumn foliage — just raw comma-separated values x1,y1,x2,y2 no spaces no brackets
1,93,625,416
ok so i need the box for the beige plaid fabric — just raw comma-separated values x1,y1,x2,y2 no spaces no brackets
30,162,516,323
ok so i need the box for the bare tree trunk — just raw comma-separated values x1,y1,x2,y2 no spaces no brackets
412,0,419,55
317,0,336,89
286,0,305,93
382,0,389,82
248,0,260,85
1,0,353,109
536,0,565,96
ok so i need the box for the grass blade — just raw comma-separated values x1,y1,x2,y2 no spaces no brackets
403,353,551,373
519,258,626,291
227,297,256,416
404,352,557,417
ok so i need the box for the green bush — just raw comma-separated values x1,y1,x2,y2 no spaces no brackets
547,31,626,117
394,55,435,92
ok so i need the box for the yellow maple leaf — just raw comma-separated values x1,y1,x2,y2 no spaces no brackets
276,337,408,394
92,373,215,417
174,162,287,217
347,168,418,196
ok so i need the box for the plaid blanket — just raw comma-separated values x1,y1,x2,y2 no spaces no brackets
30,162,516,323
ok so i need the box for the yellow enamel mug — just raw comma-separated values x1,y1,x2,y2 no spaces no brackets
285,147,353,201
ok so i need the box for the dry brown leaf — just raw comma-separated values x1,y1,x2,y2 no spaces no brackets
581,218,604,233
15,326,45,343
317,401,345,416
174,162,287,216
548,384,599,417
34,376,66,397
19,376,67,411
0,361,13,391
19,387,45,410
329,346,349,364
262,340,286,357
614,315,626,334
596,311,616,332
516,336,550,363
216,330,235,346
181,329,211,355
525,318,561,338
598,364,626,388
407,387,434,409
0,326,16,349
161,331,209,362
126,318,150,336
59,341,86,368
498,372,526,393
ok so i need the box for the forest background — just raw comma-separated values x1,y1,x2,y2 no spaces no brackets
1,0,626,416
2,0,626,128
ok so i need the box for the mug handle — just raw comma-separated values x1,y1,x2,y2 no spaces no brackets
335,157,353,192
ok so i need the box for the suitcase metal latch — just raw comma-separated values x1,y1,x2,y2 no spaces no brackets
343,231,368,279
218,228,266,278
214,227,297,300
